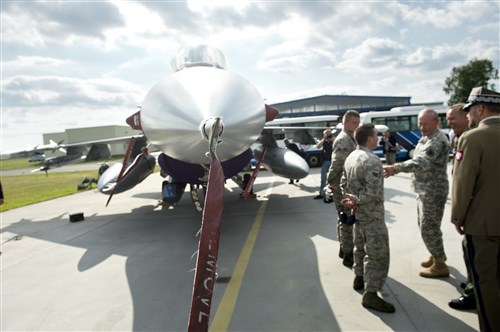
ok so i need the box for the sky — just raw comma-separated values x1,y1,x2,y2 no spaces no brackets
1,0,499,152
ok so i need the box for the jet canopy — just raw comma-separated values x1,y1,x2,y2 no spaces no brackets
171,44,229,72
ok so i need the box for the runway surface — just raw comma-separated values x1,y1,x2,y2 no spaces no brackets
1,165,478,331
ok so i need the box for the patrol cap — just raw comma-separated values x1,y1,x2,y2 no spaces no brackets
463,87,500,112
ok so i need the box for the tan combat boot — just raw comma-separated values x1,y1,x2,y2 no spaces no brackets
421,256,433,268
419,256,449,278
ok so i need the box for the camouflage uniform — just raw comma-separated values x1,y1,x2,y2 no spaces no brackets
394,129,450,258
327,130,357,254
341,146,390,292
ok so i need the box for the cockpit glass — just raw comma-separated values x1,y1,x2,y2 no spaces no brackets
171,44,228,72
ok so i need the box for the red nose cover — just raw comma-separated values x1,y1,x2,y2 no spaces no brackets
188,158,224,331
126,110,142,131
265,104,279,122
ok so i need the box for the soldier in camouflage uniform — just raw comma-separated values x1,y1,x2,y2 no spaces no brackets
326,110,359,267
340,123,395,313
384,108,450,278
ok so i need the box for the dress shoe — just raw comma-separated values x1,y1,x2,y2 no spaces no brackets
449,296,476,310
313,195,324,199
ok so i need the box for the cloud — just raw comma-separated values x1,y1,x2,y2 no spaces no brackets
2,1,124,46
398,1,497,29
338,38,405,70
2,76,143,107
3,55,72,69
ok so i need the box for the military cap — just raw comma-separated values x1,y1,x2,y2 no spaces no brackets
463,87,500,112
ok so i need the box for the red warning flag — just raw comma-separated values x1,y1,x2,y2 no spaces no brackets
188,158,224,331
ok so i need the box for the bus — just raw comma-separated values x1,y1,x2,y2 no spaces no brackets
265,115,340,166
360,104,449,159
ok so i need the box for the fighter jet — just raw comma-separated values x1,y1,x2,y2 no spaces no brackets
0,139,64,160
96,44,310,331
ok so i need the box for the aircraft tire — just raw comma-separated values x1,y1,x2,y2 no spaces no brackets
307,155,321,168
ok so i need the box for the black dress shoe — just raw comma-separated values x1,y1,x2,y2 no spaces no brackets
448,296,476,310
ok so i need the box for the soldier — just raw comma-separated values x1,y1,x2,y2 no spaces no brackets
384,108,450,278
451,87,500,332
446,103,477,310
340,123,395,313
447,103,468,154
326,110,360,267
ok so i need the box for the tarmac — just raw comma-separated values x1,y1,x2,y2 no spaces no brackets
1,163,479,331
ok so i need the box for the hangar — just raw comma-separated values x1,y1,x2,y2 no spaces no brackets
271,94,412,117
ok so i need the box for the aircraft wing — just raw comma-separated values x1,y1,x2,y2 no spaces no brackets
1,139,63,160
1,135,146,161
263,125,333,130
58,134,145,148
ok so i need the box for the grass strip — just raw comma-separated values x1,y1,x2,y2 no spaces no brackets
0,170,99,212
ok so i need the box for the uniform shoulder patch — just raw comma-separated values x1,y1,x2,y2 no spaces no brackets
455,150,463,161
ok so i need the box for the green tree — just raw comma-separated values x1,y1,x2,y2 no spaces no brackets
443,58,498,105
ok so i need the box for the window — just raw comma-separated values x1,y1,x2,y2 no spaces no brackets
438,114,448,129
386,116,411,131
410,115,419,131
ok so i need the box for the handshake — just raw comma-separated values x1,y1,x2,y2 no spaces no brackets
383,165,397,178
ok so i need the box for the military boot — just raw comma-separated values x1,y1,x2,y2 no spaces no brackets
342,252,353,268
419,256,449,278
420,256,433,268
362,292,395,313
353,275,364,291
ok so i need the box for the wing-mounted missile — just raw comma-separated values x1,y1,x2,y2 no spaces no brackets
97,154,156,195
253,131,309,180
98,137,156,199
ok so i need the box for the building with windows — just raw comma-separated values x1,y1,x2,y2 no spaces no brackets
270,94,412,118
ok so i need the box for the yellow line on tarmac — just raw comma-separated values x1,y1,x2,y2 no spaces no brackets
209,180,274,332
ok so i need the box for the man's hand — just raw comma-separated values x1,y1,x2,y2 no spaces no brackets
455,224,464,235
341,194,357,211
383,165,396,178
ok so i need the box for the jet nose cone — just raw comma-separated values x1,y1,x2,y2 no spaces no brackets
141,67,265,164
